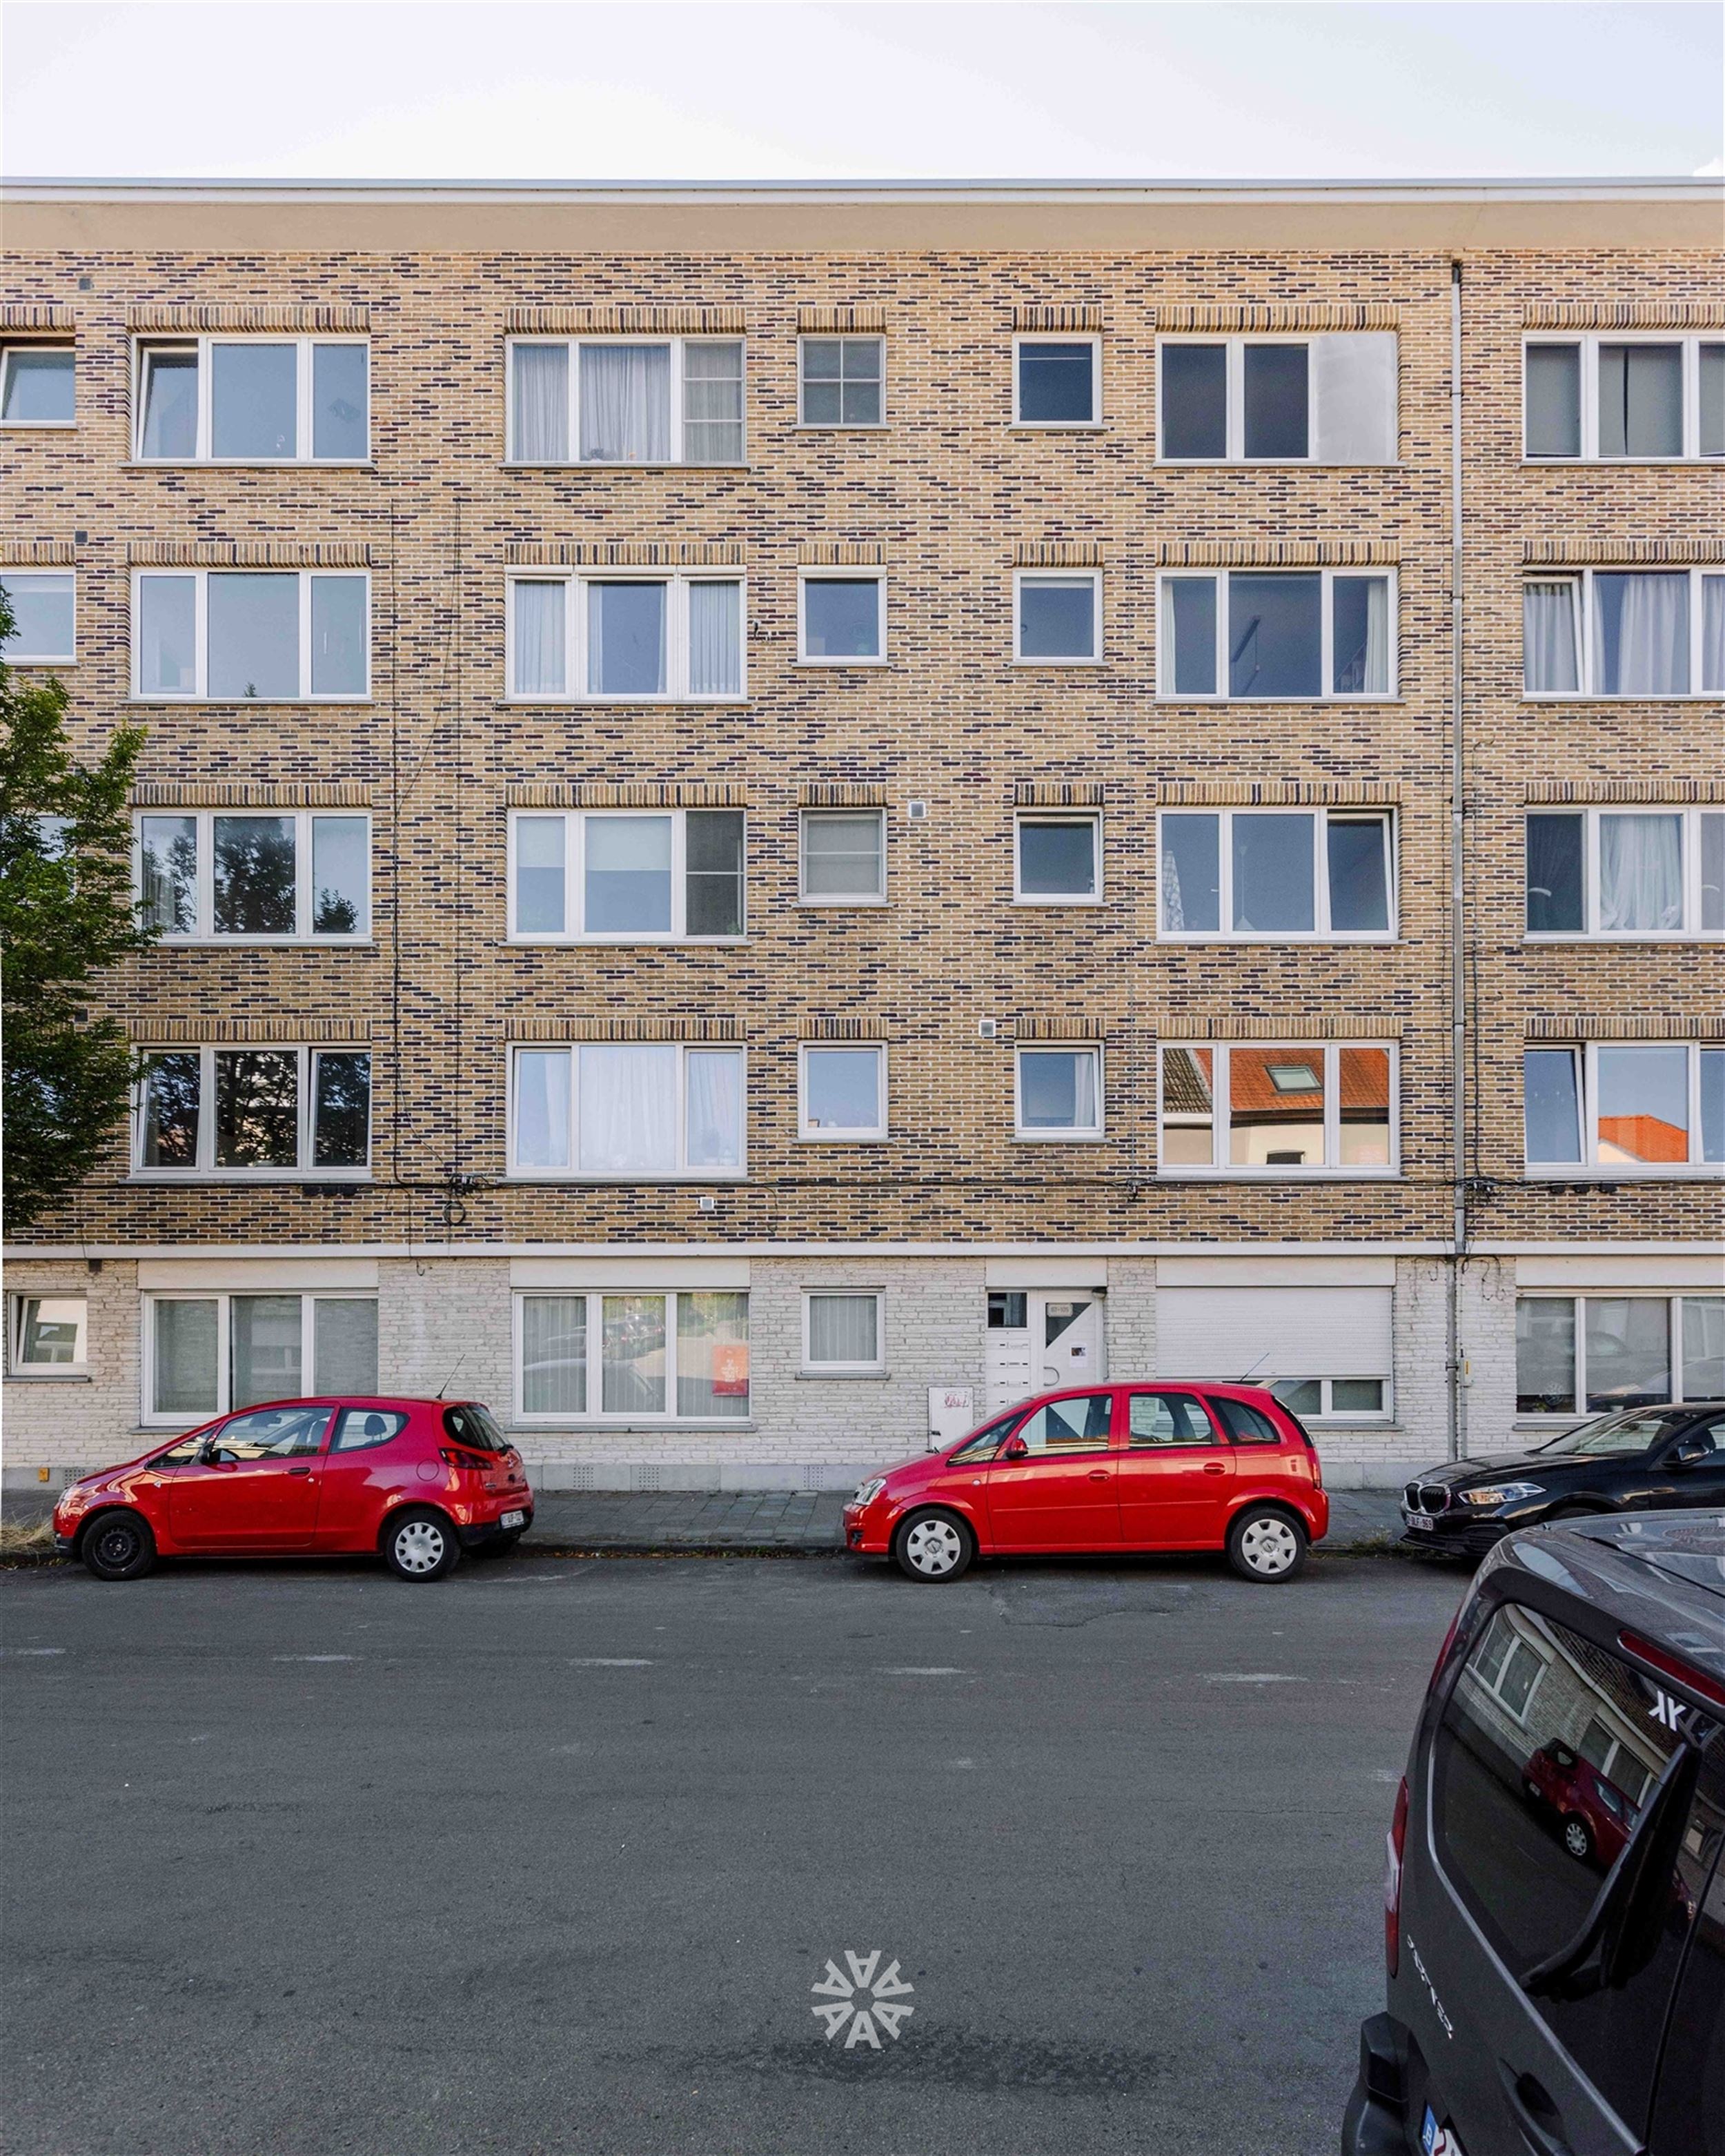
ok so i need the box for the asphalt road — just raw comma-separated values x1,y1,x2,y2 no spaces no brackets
1,1548,1466,2156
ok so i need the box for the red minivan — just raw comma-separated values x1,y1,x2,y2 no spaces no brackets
843,1381,1328,1583
51,1398,532,1582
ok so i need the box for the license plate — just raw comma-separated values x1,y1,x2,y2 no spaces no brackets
1405,1512,1435,1532
1421,2104,1466,2156
500,1509,526,1530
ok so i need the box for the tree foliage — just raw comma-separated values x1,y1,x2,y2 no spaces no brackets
1,593,155,1229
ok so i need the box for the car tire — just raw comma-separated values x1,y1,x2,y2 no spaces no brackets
382,1507,462,1582
1226,1505,1309,1584
892,1509,975,1583
79,1509,157,1582
466,1531,522,1562
1561,1814,1594,1863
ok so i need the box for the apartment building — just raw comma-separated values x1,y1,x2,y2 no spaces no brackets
2,177,1720,1492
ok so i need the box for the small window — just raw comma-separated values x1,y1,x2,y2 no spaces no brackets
1525,808,1724,939
144,1292,377,1421
1524,569,1722,697
333,1407,409,1452
804,1291,883,1373
1015,815,1100,902
508,809,742,940
133,569,368,702
1126,1392,1219,1447
799,575,885,663
510,1042,745,1178
1014,337,1098,426
2,344,75,426
800,1045,885,1140
987,1290,1027,1330
1524,334,1722,461
1159,809,1394,939
1016,1045,1103,1138
137,811,371,941
135,1048,371,1178
507,337,744,465
507,573,744,700
1017,1392,1114,1450
1159,334,1397,464
800,809,885,903
0,571,75,664
134,337,369,463
799,337,883,427
1159,570,1394,698
11,1296,87,1369
1159,1042,1397,1176
1268,1377,1387,1421
1015,572,1099,662
1524,1044,1724,1176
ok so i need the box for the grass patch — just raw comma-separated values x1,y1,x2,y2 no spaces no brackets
0,1515,59,1560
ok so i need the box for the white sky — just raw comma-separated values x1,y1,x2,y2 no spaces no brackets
2,1,1719,181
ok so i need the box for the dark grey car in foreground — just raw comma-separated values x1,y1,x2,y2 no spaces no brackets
1344,1512,1725,2155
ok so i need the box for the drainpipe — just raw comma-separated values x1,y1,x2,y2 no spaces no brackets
1446,259,1468,1463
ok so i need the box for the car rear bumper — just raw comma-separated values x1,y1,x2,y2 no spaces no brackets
457,1508,533,1550
1341,2013,1414,2155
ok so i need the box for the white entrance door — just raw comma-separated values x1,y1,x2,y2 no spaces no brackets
985,1291,1107,1415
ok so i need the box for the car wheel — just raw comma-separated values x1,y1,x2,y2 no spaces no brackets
466,1531,522,1562
79,1509,157,1582
1226,1506,1308,1583
892,1509,975,1583
1561,1814,1593,1863
382,1507,462,1582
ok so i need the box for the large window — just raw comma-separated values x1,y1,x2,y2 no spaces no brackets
1014,571,1101,662
1015,1045,1103,1138
134,338,368,462
515,1289,748,1421
800,809,885,904
144,1292,377,1421
802,1291,884,1374
1013,337,1099,427
0,571,75,663
1158,569,1395,698
1523,569,1724,698
1524,1044,1724,1176
135,1047,371,1178
132,570,368,701
798,574,885,664
1,344,75,426
1158,333,1397,463
508,810,743,940
509,1043,745,1178
799,1045,886,1140
507,338,744,464
506,573,743,700
799,337,884,427
1526,808,1724,939
1525,335,1724,461
136,811,370,940
1159,1042,1398,1176
10,1296,88,1371
1517,1294,1724,1414
1015,814,1101,903
1159,808,1394,939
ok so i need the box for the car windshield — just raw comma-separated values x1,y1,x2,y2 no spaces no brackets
1534,1409,1684,1456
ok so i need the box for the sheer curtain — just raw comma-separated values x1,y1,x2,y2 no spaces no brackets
688,582,742,697
809,1293,878,1365
514,1049,571,1169
1704,575,1725,693
522,1294,586,1415
512,581,566,695
1599,813,1683,931
580,344,670,462
511,344,569,462
1361,576,1390,693
578,1043,677,1174
1070,1051,1098,1129
1601,572,1688,695
685,1049,742,1167
1524,582,1580,691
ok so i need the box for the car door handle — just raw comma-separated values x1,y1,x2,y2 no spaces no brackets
287,1465,311,1477
1495,2061,1576,2156
1087,1469,1110,1482
1201,1462,1227,1476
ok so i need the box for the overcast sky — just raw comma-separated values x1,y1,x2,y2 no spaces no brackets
2,1,1719,182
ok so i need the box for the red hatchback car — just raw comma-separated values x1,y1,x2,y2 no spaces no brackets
52,1398,533,1583
844,1381,1328,1583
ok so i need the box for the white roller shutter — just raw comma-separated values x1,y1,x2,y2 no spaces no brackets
1312,333,1398,464
1156,1285,1392,1381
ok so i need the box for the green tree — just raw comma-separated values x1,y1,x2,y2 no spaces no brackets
1,591,155,1229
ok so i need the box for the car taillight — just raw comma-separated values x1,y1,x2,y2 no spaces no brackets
440,1447,490,1473
1384,1775,1408,1977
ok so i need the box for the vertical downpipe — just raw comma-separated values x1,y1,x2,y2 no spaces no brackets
1447,261,1468,1462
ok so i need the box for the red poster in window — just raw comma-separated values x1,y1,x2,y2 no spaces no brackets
711,1342,750,1396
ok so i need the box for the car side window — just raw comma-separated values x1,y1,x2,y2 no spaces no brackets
1210,1396,1283,1445
333,1407,408,1452
210,1407,331,1459
1675,1417,1725,1459
153,1436,204,1467
949,1411,1025,1464
1016,1392,1114,1454
1126,1392,1219,1447
1430,1598,1720,2135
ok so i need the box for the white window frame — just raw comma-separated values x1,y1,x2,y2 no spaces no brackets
1522,568,1719,700
133,809,372,945
796,335,886,429
503,335,747,467
800,1289,886,1375
798,808,887,906
505,1042,747,1182
512,1288,751,1425
1012,569,1103,665
1523,333,1724,462
1515,1292,1723,1418
1524,807,1724,942
796,571,887,665
505,808,745,943
798,1043,887,1142
1013,812,1103,906
131,335,371,464
8,1294,89,1373
1,342,76,428
1014,1043,1105,1142
1154,567,1399,701
1010,333,1102,430
0,568,77,662
1270,1376,1393,1425
1524,1042,1724,1179
131,1045,372,1182
139,1290,377,1426
130,568,371,703
1156,806,1398,942
1156,1040,1401,1179
504,571,747,703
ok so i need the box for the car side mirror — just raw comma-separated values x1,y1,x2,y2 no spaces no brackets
201,1441,236,1466
1672,1439,1711,1467
1001,1435,1029,1462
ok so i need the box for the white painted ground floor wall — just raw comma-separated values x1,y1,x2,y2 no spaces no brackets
4,1247,1720,1492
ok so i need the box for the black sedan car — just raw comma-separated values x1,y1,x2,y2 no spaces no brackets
1401,1401,1725,1556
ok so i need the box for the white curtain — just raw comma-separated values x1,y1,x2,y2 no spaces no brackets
512,582,566,695
1599,813,1683,931
688,581,742,697
580,344,670,462
1070,1051,1098,1128
522,1295,586,1415
511,344,568,462
1524,582,1580,692
514,1049,571,1169
808,1293,878,1365
1361,575,1390,693
578,1043,676,1174
685,1049,742,1167
1703,575,1725,693
1604,573,1688,695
